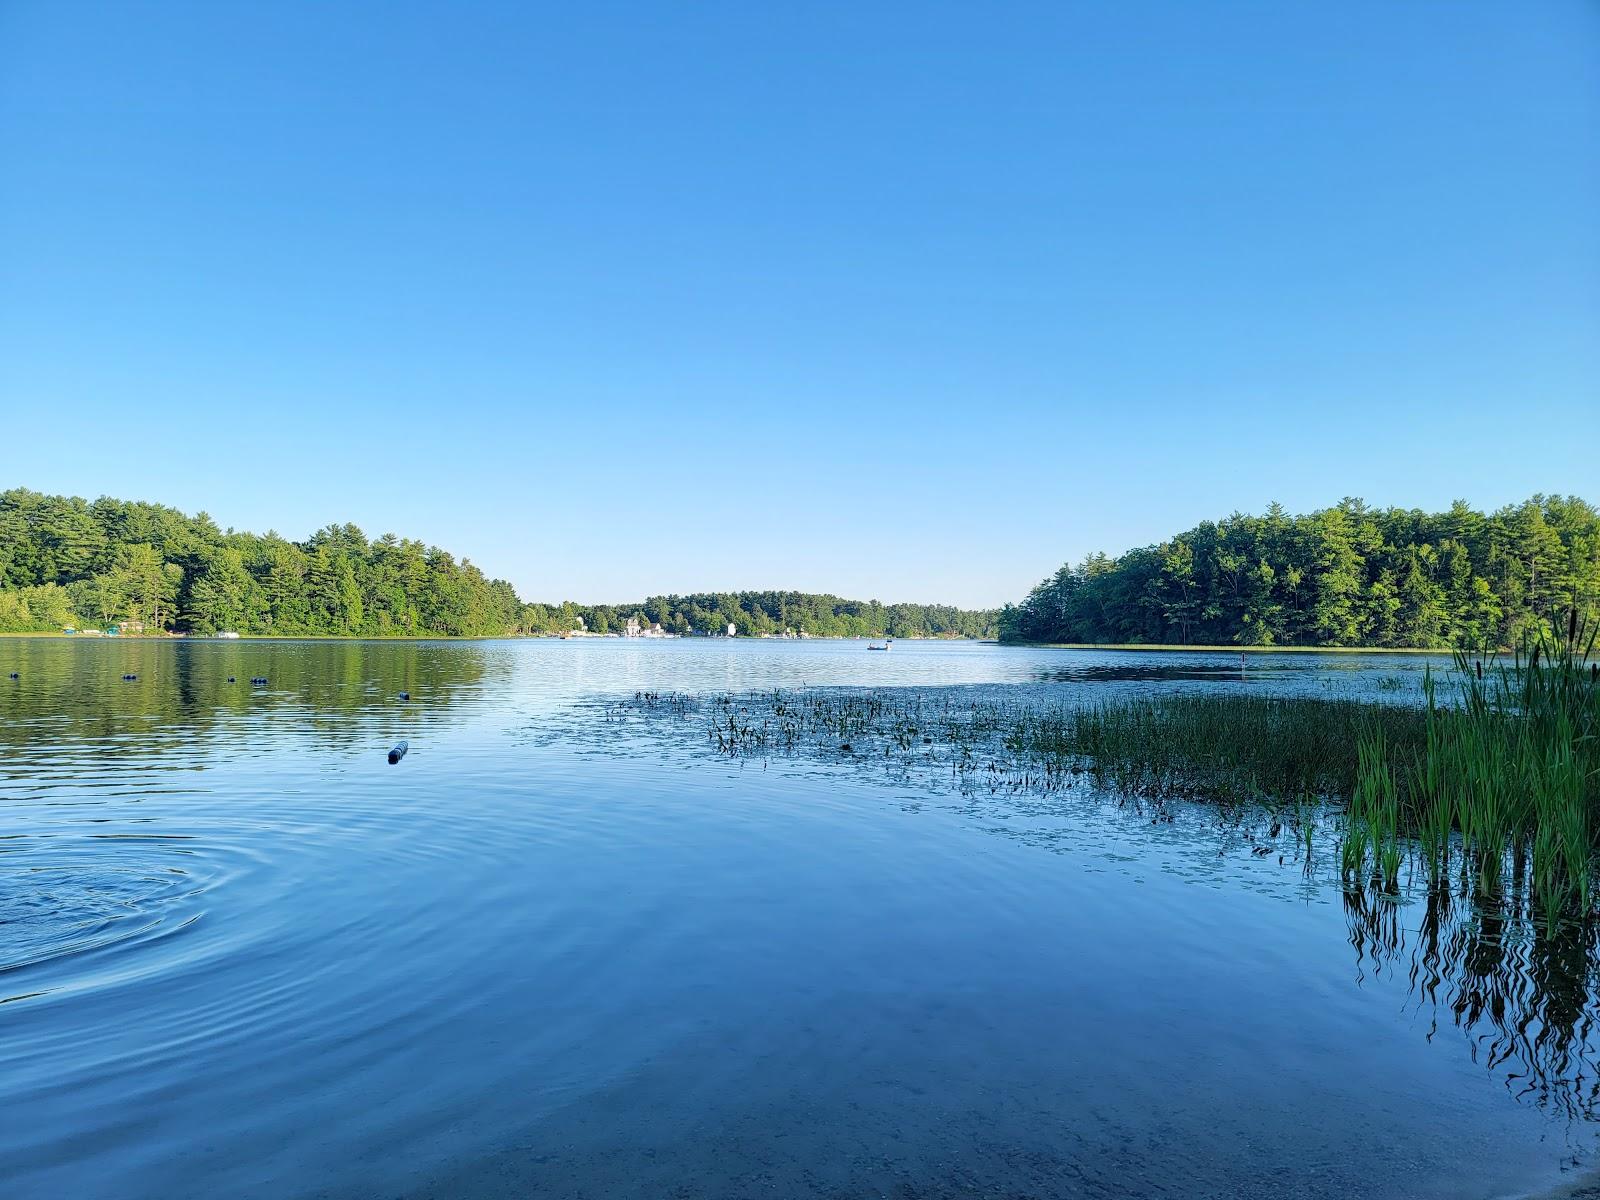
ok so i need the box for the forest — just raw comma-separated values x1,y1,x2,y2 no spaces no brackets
999,496,1600,648
0,489,996,639
544,592,996,639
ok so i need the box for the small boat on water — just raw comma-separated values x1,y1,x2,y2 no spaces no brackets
867,639,893,652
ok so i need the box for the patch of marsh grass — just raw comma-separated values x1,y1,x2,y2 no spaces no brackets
623,611,1598,920
1374,613,1600,921
1014,693,1420,807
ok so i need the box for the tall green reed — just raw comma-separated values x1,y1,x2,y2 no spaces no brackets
1355,610,1599,923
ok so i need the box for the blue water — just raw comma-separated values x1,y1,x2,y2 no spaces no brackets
1,638,1593,1198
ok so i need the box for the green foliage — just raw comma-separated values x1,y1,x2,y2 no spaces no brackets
0,489,526,637
1365,616,1600,920
521,591,996,639
1001,495,1600,649
0,488,997,639
0,582,76,631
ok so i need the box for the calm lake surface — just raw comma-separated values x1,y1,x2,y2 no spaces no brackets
2,637,1596,1199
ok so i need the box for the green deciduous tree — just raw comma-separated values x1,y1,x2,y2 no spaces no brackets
1003,495,1600,648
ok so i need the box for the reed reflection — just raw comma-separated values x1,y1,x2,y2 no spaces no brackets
1346,884,1600,1120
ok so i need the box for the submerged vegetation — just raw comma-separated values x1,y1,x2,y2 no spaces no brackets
1010,621,1599,922
1001,495,1600,648
0,489,996,638
603,625,1600,1116
622,614,1599,923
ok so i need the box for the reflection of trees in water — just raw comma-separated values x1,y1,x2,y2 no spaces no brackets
0,639,505,759
1345,884,1600,1119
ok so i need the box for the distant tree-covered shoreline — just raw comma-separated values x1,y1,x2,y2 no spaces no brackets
539,592,995,640
1000,497,1599,649
0,489,996,639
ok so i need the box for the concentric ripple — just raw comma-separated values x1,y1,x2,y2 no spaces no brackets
0,832,226,1001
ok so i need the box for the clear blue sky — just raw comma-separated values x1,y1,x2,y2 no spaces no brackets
2,2,1595,608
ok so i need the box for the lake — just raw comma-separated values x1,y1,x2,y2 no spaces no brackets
2,637,1595,1199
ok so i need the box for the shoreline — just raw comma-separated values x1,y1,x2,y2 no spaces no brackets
0,632,1480,652
0,632,991,643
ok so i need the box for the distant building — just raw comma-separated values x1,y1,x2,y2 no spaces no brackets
726,622,737,637
625,616,642,638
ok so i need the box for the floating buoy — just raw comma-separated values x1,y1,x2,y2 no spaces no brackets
7,672,17,679
250,677,268,686
227,676,236,683
387,740,409,764
398,691,410,701
122,673,138,681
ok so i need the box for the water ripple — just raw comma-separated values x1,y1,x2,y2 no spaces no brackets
0,637,1585,1200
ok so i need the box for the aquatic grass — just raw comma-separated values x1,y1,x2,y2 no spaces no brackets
1036,613,1599,918
611,630,1600,1119
1355,612,1600,922
1345,727,1403,891
1296,797,1317,863
626,611,1598,920
609,661,1600,1126
1013,693,1424,808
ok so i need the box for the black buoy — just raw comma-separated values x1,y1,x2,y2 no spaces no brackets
398,691,410,701
122,673,138,681
7,672,17,680
227,676,236,683
250,676,268,686
387,740,409,764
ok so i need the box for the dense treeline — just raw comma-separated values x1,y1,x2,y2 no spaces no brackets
0,490,526,636
541,592,996,639
0,489,995,639
1000,496,1600,649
